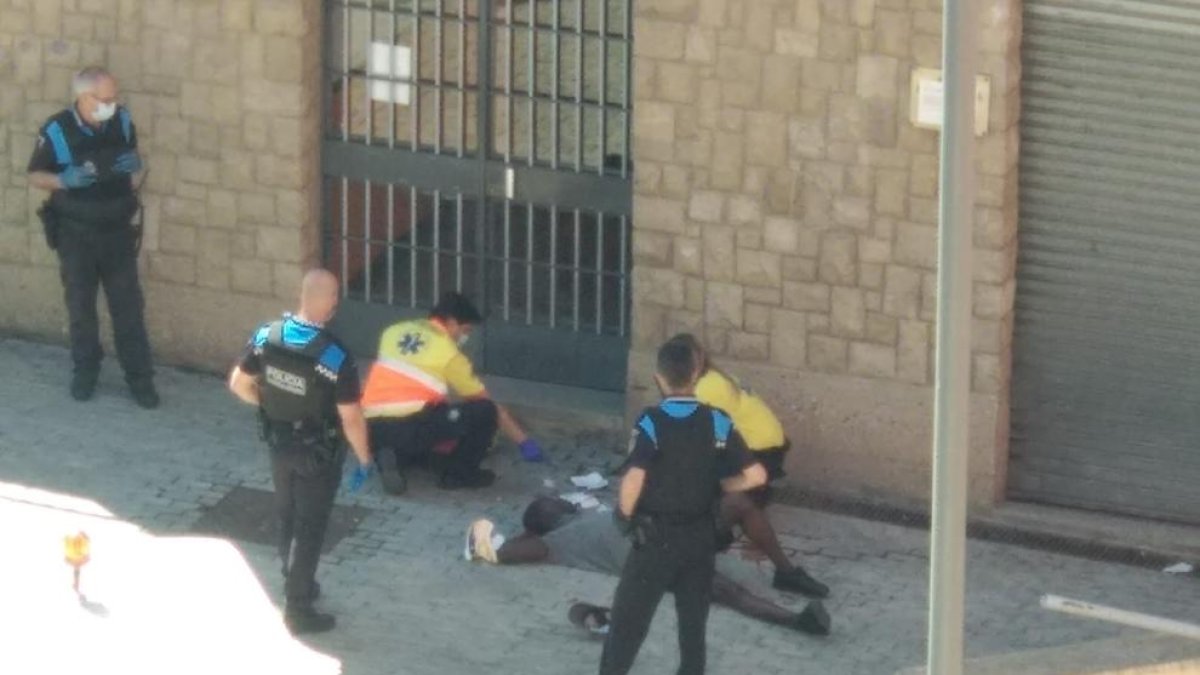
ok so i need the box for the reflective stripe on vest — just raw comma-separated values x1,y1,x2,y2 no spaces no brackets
45,121,72,166
119,108,132,144
361,357,451,418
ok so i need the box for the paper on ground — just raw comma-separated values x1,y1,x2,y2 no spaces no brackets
560,492,601,509
570,472,608,490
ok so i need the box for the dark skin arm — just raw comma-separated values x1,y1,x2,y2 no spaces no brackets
710,572,797,627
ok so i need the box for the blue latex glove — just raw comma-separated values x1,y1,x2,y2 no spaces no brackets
519,438,546,463
59,164,97,189
113,151,143,174
346,463,373,493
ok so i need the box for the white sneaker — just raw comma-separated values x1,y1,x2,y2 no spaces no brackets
465,519,499,564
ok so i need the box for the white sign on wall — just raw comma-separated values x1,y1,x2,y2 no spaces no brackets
909,68,991,136
369,42,412,105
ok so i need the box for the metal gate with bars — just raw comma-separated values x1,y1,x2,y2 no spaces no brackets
1011,0,1200,523
321,0,632,391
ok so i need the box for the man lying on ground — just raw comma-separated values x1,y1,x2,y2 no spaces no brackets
464,496,831,637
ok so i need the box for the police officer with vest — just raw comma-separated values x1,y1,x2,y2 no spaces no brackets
600,339,767,675
360,292,546,493
27,66,157,407
228,269,372,635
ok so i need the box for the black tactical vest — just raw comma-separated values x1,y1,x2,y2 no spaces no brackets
635,404,732,520
259,322,337,430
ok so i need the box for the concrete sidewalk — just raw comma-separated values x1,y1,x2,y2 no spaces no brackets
0,338,1197,674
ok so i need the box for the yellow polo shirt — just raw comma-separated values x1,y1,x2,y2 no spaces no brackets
360,319,486,418
694,369,785,451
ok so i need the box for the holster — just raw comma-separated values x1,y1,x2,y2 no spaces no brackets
632,510,715,550
259,410,341,464
37,200,60,251
629,514,662,549
129,196,144,255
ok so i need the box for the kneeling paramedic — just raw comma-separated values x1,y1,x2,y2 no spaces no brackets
360,292,546,493
227,269,372,635
599,340,767,675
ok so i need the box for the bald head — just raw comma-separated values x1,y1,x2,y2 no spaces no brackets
299,269,340,324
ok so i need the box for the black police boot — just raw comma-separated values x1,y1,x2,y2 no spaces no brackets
438,468,496,490
128,379,160,409
791,601,831,636
773,566,830,598
71,371,98,401
284,606,336,635
281,558,320,602
376,448,408,496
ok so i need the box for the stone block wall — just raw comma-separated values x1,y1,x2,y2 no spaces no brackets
627,0,1022,507
0,0,322,370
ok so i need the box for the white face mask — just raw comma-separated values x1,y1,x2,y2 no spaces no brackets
93,101,117,122
457,333,470,347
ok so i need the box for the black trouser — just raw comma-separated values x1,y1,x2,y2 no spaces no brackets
270,440,344,611
56,218,153,383
600,519,716,675
755,440,791,482
367,399,498,478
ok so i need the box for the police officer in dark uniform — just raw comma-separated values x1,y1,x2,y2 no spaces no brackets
27,66,157,407
600,340,768,675
228,269,373,635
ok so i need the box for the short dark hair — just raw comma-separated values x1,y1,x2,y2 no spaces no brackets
657,339,697,390
430,292,482,324
522,496,578,535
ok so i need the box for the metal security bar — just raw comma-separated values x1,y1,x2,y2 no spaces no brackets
322,0,632,390
492,0,630,173
327,0,479,155
485,202,626,335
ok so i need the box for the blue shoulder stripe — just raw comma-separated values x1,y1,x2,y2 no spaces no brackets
711,409,732,444
637,415,657,446
45,121,72,166
282,319,318,347
318,343,346,373
251,324,271,347
118,107,132,144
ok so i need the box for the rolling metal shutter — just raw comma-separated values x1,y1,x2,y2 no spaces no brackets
1011,0,1200,523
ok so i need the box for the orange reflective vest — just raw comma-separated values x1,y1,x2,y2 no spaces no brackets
360,319,486,419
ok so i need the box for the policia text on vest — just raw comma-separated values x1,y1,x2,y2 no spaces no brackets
228,270,374,636
600,341,767,675
26,66,157,408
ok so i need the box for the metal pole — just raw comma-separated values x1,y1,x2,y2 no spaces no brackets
927,0,977,673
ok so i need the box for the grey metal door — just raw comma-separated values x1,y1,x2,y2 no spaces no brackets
1011,0,1200,523
321,0,632,391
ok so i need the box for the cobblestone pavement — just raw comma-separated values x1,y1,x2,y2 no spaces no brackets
1,338,1196,674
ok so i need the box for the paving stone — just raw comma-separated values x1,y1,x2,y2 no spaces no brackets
0,338,1194,675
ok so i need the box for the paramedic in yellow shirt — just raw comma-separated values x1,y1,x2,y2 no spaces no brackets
665,333,831,599
361,293,546,493
670,334,789,477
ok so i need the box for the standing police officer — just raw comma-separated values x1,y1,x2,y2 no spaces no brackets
228,269,373,635
27,66,157,407
600,340,768,675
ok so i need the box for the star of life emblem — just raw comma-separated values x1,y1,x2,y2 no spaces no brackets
399,332,425,355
